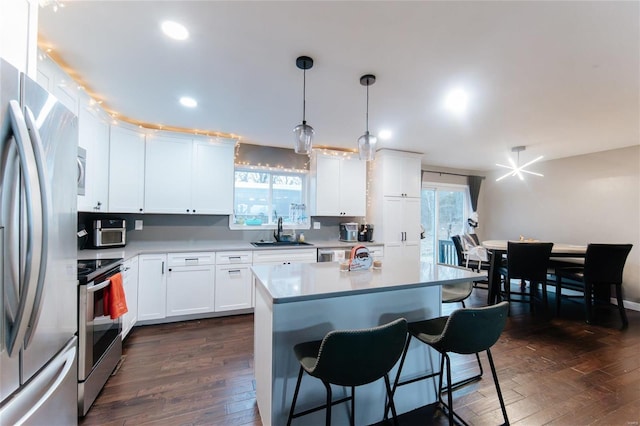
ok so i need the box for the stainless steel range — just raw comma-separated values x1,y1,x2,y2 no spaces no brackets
77,257,123,416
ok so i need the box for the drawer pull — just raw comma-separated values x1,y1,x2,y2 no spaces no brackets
228,269,242,275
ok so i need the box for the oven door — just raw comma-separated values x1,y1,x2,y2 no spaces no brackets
78,275,122,381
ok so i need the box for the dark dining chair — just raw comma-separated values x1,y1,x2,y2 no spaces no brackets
555,243,632,329
390,302,510,426
499,241,553,314
451,235,489,289
286,318,408,426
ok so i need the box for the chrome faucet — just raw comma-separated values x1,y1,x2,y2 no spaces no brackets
274,217,283,242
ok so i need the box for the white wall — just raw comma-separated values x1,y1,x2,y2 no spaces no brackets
478,145,640,304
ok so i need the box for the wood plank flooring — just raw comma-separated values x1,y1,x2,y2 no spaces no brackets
80,289,640,425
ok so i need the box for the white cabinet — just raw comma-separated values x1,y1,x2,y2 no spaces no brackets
35,52,79,115
0,0,38,77
137,254,167,321
377,149,422,198
77,92,110,212
381,197,421,263
144,134,235,214
215,251,254,312
191,140,234,214
252,249,317,265
311,151,366,216
109,125,145,213
166,252,216,317
121,256,139,340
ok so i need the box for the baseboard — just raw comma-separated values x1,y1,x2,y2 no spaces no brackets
544,285,639,312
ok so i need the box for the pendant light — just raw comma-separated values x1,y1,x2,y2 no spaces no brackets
293,56,314,155
495,146,544,181
358,74,377,161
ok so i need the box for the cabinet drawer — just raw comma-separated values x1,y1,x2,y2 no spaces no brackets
216,251,253,265
167,252,215,267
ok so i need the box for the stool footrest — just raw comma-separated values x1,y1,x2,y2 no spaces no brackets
290,395,351,420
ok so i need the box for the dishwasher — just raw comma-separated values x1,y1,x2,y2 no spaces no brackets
317,248,351,263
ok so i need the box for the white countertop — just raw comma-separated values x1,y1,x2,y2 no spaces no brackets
77,239,383,260
251,261,486,304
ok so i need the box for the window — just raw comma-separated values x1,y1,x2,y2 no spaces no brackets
231,168,309,229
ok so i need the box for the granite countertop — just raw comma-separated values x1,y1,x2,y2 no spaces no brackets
77,240,384,261
251,261,486,304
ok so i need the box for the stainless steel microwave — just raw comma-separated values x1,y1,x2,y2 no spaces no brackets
91,219,126,248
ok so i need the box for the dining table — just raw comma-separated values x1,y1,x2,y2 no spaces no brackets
482,240,588,305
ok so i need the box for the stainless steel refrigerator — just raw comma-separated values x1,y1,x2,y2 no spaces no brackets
0,58,78,425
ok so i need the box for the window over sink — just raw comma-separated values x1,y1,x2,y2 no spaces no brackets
230,167,310,230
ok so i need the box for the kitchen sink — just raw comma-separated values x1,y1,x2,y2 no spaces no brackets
251,241,314,247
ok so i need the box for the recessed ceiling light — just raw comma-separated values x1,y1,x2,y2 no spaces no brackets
444,88,469,114
161,21,189,41
378,129,392,140
179,97,197,108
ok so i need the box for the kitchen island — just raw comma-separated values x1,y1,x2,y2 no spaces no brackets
252,261,486,425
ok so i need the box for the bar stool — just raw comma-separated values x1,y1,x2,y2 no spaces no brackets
286,318,408,426
390,302,510,426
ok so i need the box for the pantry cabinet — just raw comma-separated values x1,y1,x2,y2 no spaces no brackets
77,92,110,212
137,254,167,321
121,256,139,339
166,252,216,317
310,151,366,216
215,251,254,311
381,197,421,263
108,125,145,213
377,150,422,198
0,0,38,77
144,134,234,214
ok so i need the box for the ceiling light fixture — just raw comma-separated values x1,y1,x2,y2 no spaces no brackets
161,21,189,40
496,146,544,181
179,96,197,108
293,56,314,155
358,74,377,161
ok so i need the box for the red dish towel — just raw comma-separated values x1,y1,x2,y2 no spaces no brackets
107,272,128,319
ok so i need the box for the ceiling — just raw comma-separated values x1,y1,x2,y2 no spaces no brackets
38,1,639,171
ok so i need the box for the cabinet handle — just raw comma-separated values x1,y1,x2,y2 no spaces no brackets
168,268,172,272
229,256,241,261
139,208,143,212
193,209,196,213
186,209,190,212
228,269,241,274
161,261,165,274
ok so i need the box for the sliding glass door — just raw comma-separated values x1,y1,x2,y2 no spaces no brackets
420,185,470,264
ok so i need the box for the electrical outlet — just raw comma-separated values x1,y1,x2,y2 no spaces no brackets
313,221,321,229
135,220,143,230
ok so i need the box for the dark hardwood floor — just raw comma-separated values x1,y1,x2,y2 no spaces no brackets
80,289,640,425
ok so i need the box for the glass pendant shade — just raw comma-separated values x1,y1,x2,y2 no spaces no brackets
358,131,377,161
293,121,314,154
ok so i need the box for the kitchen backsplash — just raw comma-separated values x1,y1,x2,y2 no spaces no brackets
78,213,365,247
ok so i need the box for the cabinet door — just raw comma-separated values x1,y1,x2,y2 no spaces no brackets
339,157,366,216
77,104,110,212
382,197,405,263
109,126,145,213
402,197,422,260
121,256,139,339
0,0,37,76
401,156,422,198
144,135,192,213
137,254,167,321
314,155,341,216
166,265,215,316
215,265,253,312
191,140,234,214
381,154,421,198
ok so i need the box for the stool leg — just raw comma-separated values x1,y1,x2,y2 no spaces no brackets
323,381,332,426
486,349,509,426
615,284,629,329
385,334,412,419
445,354,454,426
555,275,562,315
384,374,399,426
287,366,305,426
350,386,355,426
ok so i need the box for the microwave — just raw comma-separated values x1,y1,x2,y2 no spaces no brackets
92,219,126,248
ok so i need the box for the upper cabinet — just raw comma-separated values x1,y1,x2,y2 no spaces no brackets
0,0,38,77
144,134,234,214
36,53,79,115
77,92,110,212
310,151,366,217
375,149,422,198
109,125,145,213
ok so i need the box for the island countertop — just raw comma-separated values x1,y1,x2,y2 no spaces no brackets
251,261,486,304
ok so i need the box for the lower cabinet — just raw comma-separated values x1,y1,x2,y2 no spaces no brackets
166,252,216,317
215,251,254,311
121,256,139,339
137,254,167,321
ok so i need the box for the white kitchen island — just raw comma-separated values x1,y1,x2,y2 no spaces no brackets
252,261,486,425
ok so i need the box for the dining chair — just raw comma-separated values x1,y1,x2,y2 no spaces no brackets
286,318,408,426
499,241,553,314
389,302,510,426
555,243,632,329
451,235,489,289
